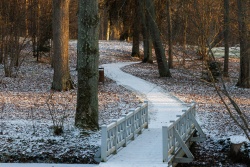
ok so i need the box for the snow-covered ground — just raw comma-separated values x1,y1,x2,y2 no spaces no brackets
0,41,141,164
0,40,249,166
1,163,97,167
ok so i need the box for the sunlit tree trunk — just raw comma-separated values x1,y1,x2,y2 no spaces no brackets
145,0,171,77
51,0,73,91
75,0,99,130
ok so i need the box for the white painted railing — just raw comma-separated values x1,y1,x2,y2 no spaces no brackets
162,102,206,166
101,101,149,162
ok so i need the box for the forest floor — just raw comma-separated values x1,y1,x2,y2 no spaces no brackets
0,40,250,166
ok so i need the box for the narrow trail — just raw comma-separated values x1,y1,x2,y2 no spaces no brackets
99,62,188,167
1,62,187,167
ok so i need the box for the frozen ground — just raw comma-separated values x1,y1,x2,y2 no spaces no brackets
0,41,141,164
0,163,96,167
0,40,250,166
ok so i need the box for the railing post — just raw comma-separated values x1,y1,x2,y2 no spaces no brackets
190,101,196,117
144,101,149,129
162,126,169,163
122,114,127,147
130,109,135,140
101,125,107,162
182,110,188,140
112,120,118,154
139,106,142,134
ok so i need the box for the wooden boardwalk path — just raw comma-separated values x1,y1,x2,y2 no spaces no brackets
99,62,188,167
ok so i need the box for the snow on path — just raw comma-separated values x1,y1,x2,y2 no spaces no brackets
0,163,97,167
1,62,188,167
99,62,188,167
101,62,188,128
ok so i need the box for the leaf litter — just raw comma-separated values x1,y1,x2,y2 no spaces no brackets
1,40,250,166
0,40,141,163
122,55,250,166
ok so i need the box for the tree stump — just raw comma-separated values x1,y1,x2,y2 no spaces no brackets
229,135,247,162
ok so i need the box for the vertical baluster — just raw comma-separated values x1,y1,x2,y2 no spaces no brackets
101,125,107,162
122,114,127,147
162,126,169,163
139,106,142,134
130,109,135,140
144,101,149,129
112,120,118,154
182,110,187,140
172,127,176,155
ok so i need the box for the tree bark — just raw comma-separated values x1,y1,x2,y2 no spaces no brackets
131,0,140,58
139,0,153,63
25,0,29,36
145,0,171,77
223,0,230,77
52,0,73,91
75,0,99,130
166,0,173,69
236,0,250,88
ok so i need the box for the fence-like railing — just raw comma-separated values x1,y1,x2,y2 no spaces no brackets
101,101,148,162
162,102,206,166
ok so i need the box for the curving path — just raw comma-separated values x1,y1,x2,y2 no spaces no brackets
99,62,188,167
1,62,188,167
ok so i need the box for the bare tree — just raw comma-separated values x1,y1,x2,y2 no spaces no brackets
75,0,99,130
145,0,171,77
0,0,27,77
131,0,140,58
223,0,230,77
139,0,153,63
51,0,73,91
236,0,250,88
166,0,173,69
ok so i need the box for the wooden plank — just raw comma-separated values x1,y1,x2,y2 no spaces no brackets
174,157,193,163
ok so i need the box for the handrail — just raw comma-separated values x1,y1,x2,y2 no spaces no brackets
162,102,206,166
101,101,149,162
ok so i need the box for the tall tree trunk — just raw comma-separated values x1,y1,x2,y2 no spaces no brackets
182,2,188,65
75,0,99,130
106,19,111,41
139,0,153,63
52,0,73,91
31,0,37,58
131,0,140,58
0,26,3,64
166,0,173,69
236,0,250,88
36,0,40,61
25,0,29,36
223,0,230,77
145,0,171,77
0,1,2,64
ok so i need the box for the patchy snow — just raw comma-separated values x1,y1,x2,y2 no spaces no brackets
102,62,188,128
230,135,248,144
0,163,97,167
0,40,141,164
121,54,250,166
99,62,187,167
0,40,249,166
122,61,250,138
